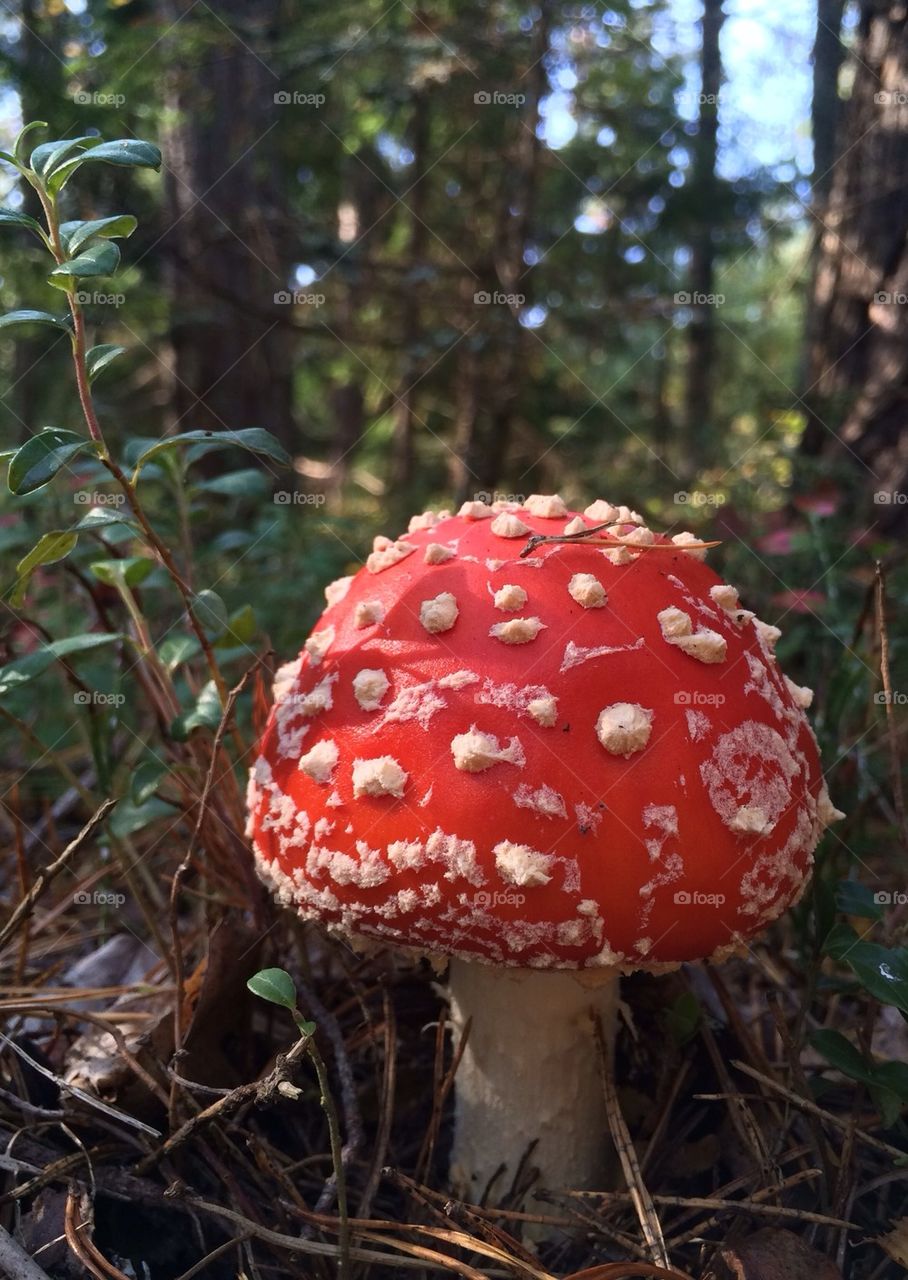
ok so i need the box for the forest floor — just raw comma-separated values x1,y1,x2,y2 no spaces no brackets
1,821,907,1280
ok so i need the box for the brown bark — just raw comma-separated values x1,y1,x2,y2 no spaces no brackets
801,0,845,399
453,1,551,499
802,2,908,524
390,89,430,490
811,0,846,198
159,0,295,451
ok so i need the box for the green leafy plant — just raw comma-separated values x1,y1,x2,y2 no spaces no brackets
0,123,293,846
247,968,350,1274
808,880,908,1129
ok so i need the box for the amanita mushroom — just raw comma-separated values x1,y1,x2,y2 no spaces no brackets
246,497,841,1205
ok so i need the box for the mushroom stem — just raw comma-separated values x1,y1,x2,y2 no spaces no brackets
447,959,618,1212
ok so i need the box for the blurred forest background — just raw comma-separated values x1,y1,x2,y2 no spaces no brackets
1,0,907,549
2,0,907,769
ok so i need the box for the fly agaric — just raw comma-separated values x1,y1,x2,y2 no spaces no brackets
246,497,841,1204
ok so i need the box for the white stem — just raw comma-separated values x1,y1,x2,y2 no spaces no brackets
447,959,619,1210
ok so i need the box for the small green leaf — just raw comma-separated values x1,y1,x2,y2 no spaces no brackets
86,344,127,383
247,967,298,1011
158,633,200,671
16,530,78,579
50,240,120,281
133,428,290,476
0,632,121,696
14,121,46,166
10,530,78,604
109,795,175,839
9,532,79,606
8,428,93,496
74,505,137,532
193,589,228,637
823,924,908,1015
822,921,859,962
836,880,884,922
811,1028,908,1127
170,680,222,739
214,604,256,648
664,991,701,1046
0,310,73,334
0,207,45,239
82,138,162,169
90,556,155,589
47,138,162,194
811,1028,867,1078
60,215,137,256
130,760,168,806
30,136,93,180
194,468,270,498
848,943,908,1015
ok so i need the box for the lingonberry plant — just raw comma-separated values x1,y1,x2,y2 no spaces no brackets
0,124,290,925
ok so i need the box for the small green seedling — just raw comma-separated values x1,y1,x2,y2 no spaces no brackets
247,967,350,1276
247,966,316,1037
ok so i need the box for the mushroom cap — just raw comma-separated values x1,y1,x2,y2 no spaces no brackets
247,500,838,971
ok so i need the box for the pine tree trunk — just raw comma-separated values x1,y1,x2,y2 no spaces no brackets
453,2,550,498
159,0,295,452
803,2,908,526
801,0,845,399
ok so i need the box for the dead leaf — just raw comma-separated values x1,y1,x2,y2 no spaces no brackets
706,1227,843,1280
877,1217,908,1269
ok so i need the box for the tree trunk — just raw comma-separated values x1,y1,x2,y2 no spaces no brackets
802,2,908,525
159,0,295,452
683,0,725,472
811,0,846,199
800,0,845,411
390,89,430,491
453,2,550,499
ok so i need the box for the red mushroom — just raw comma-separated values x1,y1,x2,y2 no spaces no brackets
246,496,842,1205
